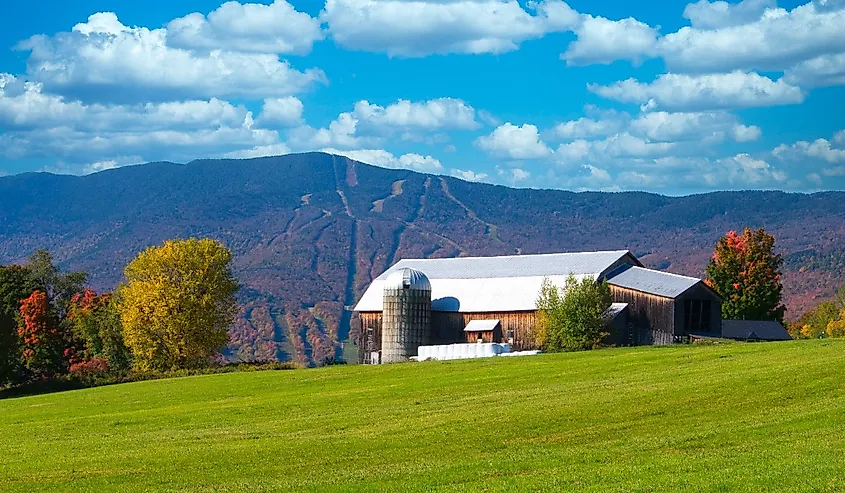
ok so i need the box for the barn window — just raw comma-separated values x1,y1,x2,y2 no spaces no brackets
683,300,712,332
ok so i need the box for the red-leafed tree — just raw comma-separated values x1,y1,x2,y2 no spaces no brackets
705,227,786,323
18,291,67,377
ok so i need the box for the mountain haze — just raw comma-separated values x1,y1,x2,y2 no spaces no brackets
1,153,843,363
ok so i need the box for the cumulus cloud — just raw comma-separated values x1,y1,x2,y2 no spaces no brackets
322,148,444,172
660,1,845,73
628,111,760,143
287,97,479,150
166,0,324,54
588,71,805,111
258,97,304,127
321,0,578,57
16,12,326,103
563,15,659,66
224,143,292,159
451,169,489,182
682,0,776,29
0,74,250,132
773,136,845,164
475,123,552,159
352,98,479,131
549,115,628,140
0,73,285,170
709,153,788,185
784,53,845,88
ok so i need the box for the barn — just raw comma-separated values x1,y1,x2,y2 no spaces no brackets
353,250,722,364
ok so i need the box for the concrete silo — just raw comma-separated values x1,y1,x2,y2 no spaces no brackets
381,267,432,363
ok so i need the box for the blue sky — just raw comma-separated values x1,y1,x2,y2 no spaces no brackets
1,0,844,194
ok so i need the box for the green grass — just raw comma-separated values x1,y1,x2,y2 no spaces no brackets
2,340,844,492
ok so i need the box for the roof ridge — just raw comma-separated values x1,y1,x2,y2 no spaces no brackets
395,250,632,263
628,265,700,282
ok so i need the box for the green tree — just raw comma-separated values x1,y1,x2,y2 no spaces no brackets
69,289,131,372
0,265,40,385
118,238,239,371
26,250,87,321
705,228,786,323
536,275,611,352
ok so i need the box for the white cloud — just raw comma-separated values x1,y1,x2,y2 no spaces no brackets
682,0,776,29
258,97,304,127
287,97,477,151
773,137,845,163
451,169,489,182
288,113,363,150
323,148,444,172
1,123,279,167
563,15,659,66
0,74,250,132
822,166,845,176
475,123,552,159
550,115,628,140
166,1,323,55
588,71,805,111
659,2,845,73
784,53,845,88
709,153,788,185
352,98,479,130
223,143,292,159
497,167,532,184
17,12,326,103
772,131,845,181
628,111,760,143
321,0,578,57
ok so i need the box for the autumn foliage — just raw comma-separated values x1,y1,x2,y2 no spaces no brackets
119,238,239,371
705,228,786,323
17,290,67,377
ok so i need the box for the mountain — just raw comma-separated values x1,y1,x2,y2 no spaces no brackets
1,153,843,363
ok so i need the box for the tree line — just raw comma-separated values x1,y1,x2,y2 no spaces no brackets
535,227,789,352
0,238,238,388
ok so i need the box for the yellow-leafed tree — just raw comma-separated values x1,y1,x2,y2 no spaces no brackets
118,238,239,371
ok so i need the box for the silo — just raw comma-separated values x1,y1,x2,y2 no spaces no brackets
381,267,432,363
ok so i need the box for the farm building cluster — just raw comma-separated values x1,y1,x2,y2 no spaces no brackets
353,250,790,364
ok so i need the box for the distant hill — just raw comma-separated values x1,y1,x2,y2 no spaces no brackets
1,153,843,363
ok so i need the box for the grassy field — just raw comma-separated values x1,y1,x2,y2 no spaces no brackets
1,340,844,492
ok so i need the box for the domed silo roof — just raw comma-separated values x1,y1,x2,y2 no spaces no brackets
384,267,431,291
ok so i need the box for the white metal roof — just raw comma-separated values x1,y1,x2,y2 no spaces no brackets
464,319,501,332
606,265,701,298
354,250,638,313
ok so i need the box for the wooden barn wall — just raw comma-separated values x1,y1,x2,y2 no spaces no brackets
460,312,537,350
610,286,676,338
358,312,383,364
675,283,723,336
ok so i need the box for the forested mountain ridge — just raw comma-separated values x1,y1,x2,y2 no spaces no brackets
1,153,843,363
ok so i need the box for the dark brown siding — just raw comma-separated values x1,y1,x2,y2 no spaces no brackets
358,312,382,364
675,283,722,336
461,312,537,350
357,310,541,359
609,286,676,340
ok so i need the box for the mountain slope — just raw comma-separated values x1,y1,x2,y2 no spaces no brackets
1,153,843,362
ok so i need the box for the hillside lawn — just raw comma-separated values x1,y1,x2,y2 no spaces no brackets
1,340,844,492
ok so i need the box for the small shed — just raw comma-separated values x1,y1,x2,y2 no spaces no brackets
464,319,502,343
721,320,792,341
